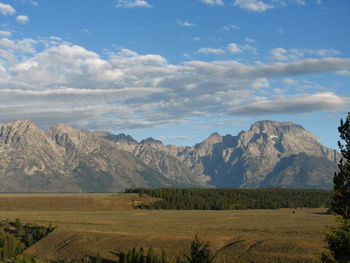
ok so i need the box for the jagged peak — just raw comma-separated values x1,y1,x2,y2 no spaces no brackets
0,119,37,131
141,137,163,145
99,132,138,144
209,132,221,137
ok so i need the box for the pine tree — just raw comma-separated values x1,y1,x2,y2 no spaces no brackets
332,113,350,219
184,234,215,263
322,113,350,262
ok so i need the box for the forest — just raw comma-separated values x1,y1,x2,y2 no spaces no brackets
126,188,333,210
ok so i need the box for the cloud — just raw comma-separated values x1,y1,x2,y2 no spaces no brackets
0,37,37,53
233,0,273,12
228,92,346,115
227,43,256,54
282,78,295,86
241,57,350,78
0,30,11,36
0,39,349,130
270,47,341,61
228,43,243,54
178,21,196,27
336,70,350,77
199,0,224,5
11,0,38,6
245,37,255,43
220,24,239,31
0,2,15,15
198,47,225,55
16,15,29,23
115,0,151,8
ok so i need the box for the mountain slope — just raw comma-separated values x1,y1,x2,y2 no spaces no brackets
175,121,339,189
0,120,181,192
0,119,340,192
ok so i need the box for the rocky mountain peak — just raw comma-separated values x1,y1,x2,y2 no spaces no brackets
0,119,40,146
103,133,138,144
141,137,163,145
2,119,37,132
249,120,304,135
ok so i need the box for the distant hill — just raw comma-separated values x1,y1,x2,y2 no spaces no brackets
0,119,340,192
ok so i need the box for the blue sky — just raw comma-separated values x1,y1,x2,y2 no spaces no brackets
0,0,349,149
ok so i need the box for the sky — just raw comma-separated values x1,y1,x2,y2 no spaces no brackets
0,0,349,149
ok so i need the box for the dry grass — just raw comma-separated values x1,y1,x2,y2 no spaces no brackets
0,194,335,263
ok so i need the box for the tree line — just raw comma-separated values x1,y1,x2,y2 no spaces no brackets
0,218,55,263
125,188,332,210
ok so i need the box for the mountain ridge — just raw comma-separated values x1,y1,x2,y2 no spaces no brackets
0,119,340,192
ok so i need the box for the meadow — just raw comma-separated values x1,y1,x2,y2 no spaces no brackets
0,194,335,263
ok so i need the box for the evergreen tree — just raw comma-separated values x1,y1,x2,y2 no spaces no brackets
333,113,350,219
15,218,24,235
322,113,350,262
184,235,215,263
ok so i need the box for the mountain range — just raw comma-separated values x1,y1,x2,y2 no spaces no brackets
0,119,340,192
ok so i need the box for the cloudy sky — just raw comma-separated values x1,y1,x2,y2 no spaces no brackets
0,0,349,149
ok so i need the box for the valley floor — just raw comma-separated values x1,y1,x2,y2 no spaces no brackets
0,193,335,263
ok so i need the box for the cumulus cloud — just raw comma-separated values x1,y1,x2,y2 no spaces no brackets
228,43,243,54
115,0,151,8
233,0,273,12
198,47,225,55
199,0,224,5
0,38,348,130
16,15,29,23
0,2,15,15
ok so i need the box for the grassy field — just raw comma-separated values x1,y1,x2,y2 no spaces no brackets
0,194,335,263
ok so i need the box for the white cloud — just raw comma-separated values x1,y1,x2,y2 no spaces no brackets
0,37,36,53
16,15,29,23
220,24,240,31
199,0,224,5
245,37,255,43
191,37,201,41
282,78,295,86
115,0,151,8
228,92,345,115
12,0,38,6
233,0,273,12
0,30,11,37
198,47,225,55
228,43,243,54
270,47,341,61
178,21,196,27
0,39,349,130
0,2,15,15
336,70,350,77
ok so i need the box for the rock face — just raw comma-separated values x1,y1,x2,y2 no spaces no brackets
101,120,339,190
0,120,192,192
174,121,339,189
0,119,340,192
